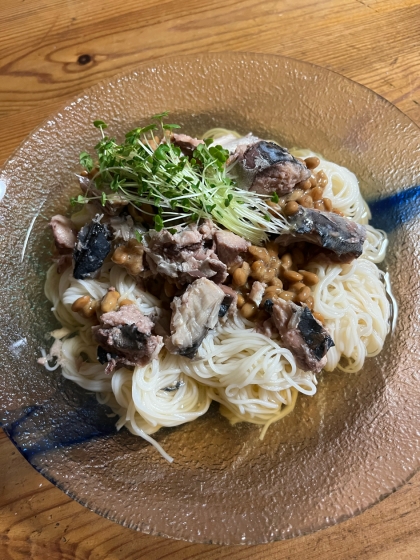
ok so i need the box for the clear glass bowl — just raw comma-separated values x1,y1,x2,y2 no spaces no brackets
0,52,419,545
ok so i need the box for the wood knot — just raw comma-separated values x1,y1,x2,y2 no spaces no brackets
77,54,92,65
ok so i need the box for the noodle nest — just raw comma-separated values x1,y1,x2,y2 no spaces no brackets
43,138,391,461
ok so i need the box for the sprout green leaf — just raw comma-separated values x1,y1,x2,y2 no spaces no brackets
79,152,93,172
76,113,289,244
93,120,108,129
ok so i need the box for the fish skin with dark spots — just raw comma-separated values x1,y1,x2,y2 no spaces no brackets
264,298,334,373
73,218,111,279
92,305,163,373
276,206,366,263
229,141,311,195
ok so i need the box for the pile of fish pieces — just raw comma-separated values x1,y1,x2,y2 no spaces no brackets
117,222,242,364
50,215,243,372
51,218,332,375
48,135,367,374
216,133,366,262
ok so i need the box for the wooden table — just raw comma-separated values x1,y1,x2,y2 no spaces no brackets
1,1,420,558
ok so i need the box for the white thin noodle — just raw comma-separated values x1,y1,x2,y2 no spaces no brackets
43,136,392,461
309,259,390,373
362,224,388,264
45,263,314,459
203,128,242,141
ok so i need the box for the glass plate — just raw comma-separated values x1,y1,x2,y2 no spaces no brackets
0,52,419,545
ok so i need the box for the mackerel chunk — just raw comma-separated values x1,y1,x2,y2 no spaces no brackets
230,141,310,195
170,133,204,157
166,278,225,358
143,223,227,285
93,305,163,374
214,229,250,269
218,285,237,318
276,206,367,263
212,133,260,153
265,298,334,373
73,217,111,279
50,215,77,253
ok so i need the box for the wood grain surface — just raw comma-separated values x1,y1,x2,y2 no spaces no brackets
1,1,420,558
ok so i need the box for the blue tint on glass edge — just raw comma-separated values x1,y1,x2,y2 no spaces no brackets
368,185,420,232
4,401,117,460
